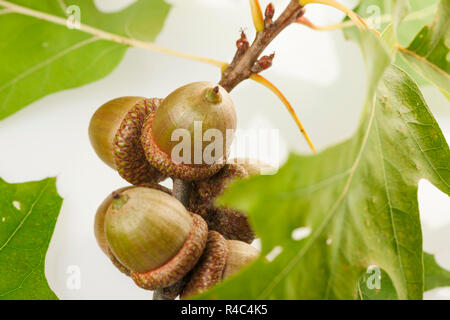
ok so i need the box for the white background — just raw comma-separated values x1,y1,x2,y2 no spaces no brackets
0,0,448,299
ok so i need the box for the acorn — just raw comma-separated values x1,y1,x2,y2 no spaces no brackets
88,97,166,185
228,157,276,176
181,238,259,299
93,183,171,255
189,163,255,243
103,187,208,290
140,82,237,181
222,240,260,279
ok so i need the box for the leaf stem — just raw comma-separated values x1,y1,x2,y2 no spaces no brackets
297,4,436,32
299,0,367,29
220,0,316,152
0,0,227,68
172,179,192,207
250,74,316,152
1,0,316,152
249,0,265,32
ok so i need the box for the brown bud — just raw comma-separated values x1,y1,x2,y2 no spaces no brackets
265,3,275,20
236,31,249,52
251,53,275,73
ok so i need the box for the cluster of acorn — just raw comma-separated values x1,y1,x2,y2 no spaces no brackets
89,82,268,299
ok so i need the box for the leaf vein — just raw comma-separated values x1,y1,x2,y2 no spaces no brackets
0,179,51,251
374,118,407,296
0,37,98,95
258,96,378,299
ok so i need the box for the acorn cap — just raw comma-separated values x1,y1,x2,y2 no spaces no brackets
105,187,192,273
181,231,228,299
208,208,255,244
189,164,255,243
113,98,166,184
131,213,208,290
195,163,247,203
222,240,259,279
141,82,237,181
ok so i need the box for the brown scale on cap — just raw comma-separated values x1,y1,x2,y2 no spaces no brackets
208,208,255,244
113,98,166,185
195,163,247,202
189,164,255,243
131,214,208,290
181,231,228,299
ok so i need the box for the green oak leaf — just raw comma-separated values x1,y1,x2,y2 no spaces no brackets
196,25,449,298
347,0,438,46
357,252,450,299
0,0,170,120
357,267,398,300
392,0,411,38
424,252,450,291
398,0,450,96
0,177,63,300
345,0,440,86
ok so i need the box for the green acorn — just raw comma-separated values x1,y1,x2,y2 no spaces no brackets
141,82,237,181
103,187,208,290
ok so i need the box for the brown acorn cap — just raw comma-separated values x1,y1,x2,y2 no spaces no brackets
189,164,255,243
222,240,259,279
181,231,228,299
195,163,247,203
105,188,192,273
209,208,255,244
94,184,172,255
131,213,208,290
113,98,167,185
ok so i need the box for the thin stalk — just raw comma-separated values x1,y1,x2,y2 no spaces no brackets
0,0,227,68
250,74,316,152
297,4,437,31
299,0,367,29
